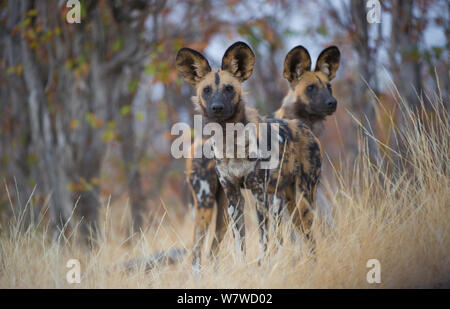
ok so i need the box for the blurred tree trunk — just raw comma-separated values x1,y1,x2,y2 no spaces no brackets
389,0,423,109
110,1,166,235
118,95,147,234
1,0,34,229
19,0,74,239
348,0,382,165
388,0,424,164
73,7,112,242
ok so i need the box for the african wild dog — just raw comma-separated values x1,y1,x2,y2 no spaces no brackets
176,42,323,264
184,44,340,274
268,45,340,231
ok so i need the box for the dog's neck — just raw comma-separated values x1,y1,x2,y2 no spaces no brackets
275,90,327,136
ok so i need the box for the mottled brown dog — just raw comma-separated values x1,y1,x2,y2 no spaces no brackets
268,45,340,235
177,42,325,268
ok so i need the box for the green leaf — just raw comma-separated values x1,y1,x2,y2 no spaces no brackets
145,63,156,76
137,112,144,122
85,113,95,127
158,106,167,123
101,129,116,143
65,59,74,70
120,105,131,116
113,39,124,52
107,121,116,129
127,79,138,94
27,9,38,17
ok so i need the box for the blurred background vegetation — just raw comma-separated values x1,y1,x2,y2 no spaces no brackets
0,0,448,242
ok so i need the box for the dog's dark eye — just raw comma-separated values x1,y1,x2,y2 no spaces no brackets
224,85,234,93
203,86,211,95
327,84,332,93
307,84,315,92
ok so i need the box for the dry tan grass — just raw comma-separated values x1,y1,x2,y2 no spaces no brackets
0,89,449,288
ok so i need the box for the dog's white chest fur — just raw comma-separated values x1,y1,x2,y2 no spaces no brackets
216,158,256,181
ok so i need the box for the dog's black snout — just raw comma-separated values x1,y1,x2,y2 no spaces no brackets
212,103,224,113
327,98,337,109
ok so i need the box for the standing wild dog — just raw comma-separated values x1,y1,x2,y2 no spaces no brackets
176,42,323,264
269,45,340,233
184,44,340,274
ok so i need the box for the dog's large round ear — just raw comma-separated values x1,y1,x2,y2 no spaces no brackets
176,48,212,86
315,46,340,81
221,42,255,82
283,46,312,84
